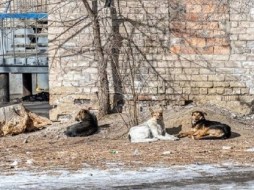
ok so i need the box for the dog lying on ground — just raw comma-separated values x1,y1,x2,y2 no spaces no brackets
64,108,98,137
128,108,179,143
177,111,231,140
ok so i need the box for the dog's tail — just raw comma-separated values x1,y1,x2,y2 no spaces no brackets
222,124,231,139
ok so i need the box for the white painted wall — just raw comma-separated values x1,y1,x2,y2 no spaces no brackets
9,73,23,100
32,73,49,94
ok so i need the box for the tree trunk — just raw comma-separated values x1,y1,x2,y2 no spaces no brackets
0,74,9,102
110,1,124,113
82,0,110,117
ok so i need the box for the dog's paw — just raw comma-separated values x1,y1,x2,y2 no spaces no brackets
177,133,185,138
191,135,199,140
167,135,179,141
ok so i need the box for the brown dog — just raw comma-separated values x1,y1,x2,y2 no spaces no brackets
178,111,231,140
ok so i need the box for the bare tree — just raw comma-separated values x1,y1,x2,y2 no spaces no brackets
81,0,110,117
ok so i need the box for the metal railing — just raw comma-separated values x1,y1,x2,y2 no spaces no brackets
0,0,48,69
10,0,47,13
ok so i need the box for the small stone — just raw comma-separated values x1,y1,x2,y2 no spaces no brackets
23,136,30,143
10,160,18,167
162,151,172,155
245,147,254,152
231,114,237,119
26,160,33,165
222,146,232,150
133,149,140,156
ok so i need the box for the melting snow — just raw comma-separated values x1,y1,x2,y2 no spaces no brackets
0,163,253,189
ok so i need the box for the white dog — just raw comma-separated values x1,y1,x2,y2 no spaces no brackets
128,108,179,143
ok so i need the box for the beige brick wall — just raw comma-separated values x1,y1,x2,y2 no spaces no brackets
48,0,254,120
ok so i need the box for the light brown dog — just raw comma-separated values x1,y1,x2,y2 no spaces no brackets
178,111,231,140
128,108,179,143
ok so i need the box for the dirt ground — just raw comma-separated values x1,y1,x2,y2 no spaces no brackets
1,103,254,172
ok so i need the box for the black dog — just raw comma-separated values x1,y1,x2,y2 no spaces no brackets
64,109,98,137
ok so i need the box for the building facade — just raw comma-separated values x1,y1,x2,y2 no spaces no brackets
48,0,254,120
0,0,48,100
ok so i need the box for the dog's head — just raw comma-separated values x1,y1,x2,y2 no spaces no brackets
75,109,91,122
191,111,206,126
149,108,163,121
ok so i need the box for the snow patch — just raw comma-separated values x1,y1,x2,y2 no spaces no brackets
0,164,254,189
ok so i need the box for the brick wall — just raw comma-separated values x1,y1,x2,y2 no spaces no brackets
48,0,254,120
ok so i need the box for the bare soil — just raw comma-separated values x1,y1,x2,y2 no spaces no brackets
1,103,254,172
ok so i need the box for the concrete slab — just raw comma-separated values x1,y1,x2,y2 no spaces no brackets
23,102,51,118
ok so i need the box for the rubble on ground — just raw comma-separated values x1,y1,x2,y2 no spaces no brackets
0,103,52,136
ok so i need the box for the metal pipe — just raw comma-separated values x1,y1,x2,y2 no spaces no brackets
1,1,12,65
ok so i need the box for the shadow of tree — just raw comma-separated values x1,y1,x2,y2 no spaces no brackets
99,124,111,129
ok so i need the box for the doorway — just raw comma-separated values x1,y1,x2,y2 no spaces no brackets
23,73,32,96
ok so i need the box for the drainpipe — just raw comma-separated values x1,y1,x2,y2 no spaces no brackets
1,0,11,56
0,1,11,103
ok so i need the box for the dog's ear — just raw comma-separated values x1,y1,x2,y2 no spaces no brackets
158,109,163,114
192,111,206,116
80,109,88,114
149,107,154,114
159,105,164,113
198,111,207,118
202,112,207,116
